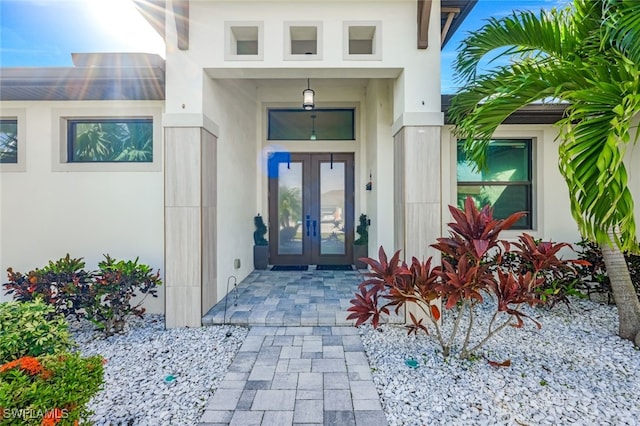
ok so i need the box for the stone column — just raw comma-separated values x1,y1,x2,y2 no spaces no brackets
394,126,442,262
164,126,217,328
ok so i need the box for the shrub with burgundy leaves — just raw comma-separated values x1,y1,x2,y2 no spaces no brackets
3,254,162,335
347,197,586,359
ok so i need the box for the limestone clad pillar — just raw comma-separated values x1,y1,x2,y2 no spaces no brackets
164,126,217,328
394,125,442,263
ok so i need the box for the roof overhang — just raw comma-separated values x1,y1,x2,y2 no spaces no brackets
0,53,165,101
418,0,478,49
440,0,477,48
442,95,569,125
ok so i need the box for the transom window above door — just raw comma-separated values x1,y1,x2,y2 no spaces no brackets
268,108,355,141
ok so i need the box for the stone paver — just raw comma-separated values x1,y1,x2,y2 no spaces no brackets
199,269,389,426
199,326,387,426
201,269,403,327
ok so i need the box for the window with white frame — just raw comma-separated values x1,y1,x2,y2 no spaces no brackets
457,139,533,229
67,118,153,163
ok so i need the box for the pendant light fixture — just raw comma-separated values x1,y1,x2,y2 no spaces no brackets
302,78,315,110
310,114,317,140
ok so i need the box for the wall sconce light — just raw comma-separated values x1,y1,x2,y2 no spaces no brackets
310,114,317,140
302,78,315,110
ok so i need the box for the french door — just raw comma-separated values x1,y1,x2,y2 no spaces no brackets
268,152,354,265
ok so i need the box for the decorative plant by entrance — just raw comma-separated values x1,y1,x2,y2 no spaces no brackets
347,197,586,359
353,214,369,269
253,214,269,269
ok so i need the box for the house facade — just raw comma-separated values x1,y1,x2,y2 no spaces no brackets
3,0,627,328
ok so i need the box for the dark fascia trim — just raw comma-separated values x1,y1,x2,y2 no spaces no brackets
417,0,433,49
441,0,478,48
442,95,568,125
173,0,190,50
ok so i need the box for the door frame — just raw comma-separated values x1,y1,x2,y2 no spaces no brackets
268,152,355,265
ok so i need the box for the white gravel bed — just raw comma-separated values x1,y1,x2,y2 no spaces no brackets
70,315,248,426
360,298,640,426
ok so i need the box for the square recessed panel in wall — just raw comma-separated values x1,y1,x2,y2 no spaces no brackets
284,22,322,60
225,22,263,60
344,21,382,60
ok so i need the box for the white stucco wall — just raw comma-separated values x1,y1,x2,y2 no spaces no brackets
364,79,395,254
0,101,165,312
166,0,442,117
203,78,259,302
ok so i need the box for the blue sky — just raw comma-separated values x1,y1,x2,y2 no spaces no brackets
441,0,570,93
0,0,164,67
1,0,569,92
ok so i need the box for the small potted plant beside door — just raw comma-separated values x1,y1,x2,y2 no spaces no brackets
253,214,269,269
353,214,369,270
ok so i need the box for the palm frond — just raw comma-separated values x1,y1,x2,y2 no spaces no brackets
454,7,577,83
602,0,640,64
450,62,560,171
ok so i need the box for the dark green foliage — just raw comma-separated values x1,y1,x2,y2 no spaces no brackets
87,255,162,335
354,214,369,246
3,254,93,321
254,214,268,246
0,300,74,363
3,254,162,335
493,237,587,310
574,239,640,302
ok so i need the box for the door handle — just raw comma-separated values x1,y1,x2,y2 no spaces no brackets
306,215,311,237
312,220,317,237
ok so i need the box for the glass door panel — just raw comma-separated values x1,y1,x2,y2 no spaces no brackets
319,162,346,255
268,153,354,266
277,162,303,255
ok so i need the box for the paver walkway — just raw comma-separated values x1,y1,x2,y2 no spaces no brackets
199,269,393,425
199,326,387,426
202,269,403,327
202,269,364,326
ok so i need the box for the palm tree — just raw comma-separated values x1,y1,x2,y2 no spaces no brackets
449,0,640,344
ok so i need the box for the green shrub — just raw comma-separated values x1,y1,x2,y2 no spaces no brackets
3,254,162,335
0,353,104,426
0,299,73,364
3,254,93,321
495,242,586,310
574,239,640,302
87,255,162,335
